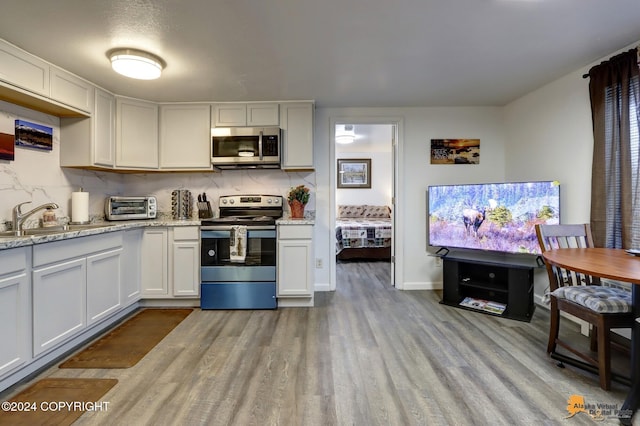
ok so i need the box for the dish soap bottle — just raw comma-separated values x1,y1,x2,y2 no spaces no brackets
42,208,57,227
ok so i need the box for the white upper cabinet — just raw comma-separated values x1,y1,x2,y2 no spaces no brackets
247,103,280,126
159,104,212,170
212,103,279,127
280,102,314,170
0,39,49,97
212,103,246,127
50,66,94,113
116,97,159,169
60,87,115,168
93,88,116,167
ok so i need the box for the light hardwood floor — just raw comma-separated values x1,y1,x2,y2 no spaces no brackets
2,260,633,425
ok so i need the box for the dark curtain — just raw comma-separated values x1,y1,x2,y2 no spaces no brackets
589,48,640,248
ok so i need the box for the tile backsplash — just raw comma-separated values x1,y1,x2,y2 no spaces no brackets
0,101,314,228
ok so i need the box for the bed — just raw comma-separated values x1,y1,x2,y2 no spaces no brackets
335,205,392,260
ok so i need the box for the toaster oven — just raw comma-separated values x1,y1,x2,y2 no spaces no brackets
105,196,157,221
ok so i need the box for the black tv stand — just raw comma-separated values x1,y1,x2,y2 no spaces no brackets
439,251,535,322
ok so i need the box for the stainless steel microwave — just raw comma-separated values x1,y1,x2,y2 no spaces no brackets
105,196,157,220
211,127,281,169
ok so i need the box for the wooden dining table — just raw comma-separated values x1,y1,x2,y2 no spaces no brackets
542,248,640,424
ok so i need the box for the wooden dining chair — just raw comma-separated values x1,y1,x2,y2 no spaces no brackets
535,223,634,390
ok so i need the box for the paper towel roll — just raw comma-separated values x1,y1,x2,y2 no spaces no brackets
71,191,89,224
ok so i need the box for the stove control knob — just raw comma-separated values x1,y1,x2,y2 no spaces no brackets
267,198,272,204
229,199,235,204
221,199,227,205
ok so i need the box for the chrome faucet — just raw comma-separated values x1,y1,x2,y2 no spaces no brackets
12,201,60,236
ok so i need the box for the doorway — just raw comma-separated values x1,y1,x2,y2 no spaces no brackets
330,119,399,290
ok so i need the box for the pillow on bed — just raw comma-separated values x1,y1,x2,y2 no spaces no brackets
337,205,365,218
362,205,391,218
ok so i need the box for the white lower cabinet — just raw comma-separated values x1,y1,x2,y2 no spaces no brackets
122,228,142,305
0,247,31,379
277,225,313,297
32,232,123,357
141,228,169,296
32,258,86,357
170,227,200,297
86,248,123,326
142,226,200,298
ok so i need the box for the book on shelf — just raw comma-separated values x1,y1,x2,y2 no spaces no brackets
459,297,506,315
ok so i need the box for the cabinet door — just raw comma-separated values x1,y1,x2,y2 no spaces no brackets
247,103,279,126
141,228,169,296
93,88,116,167
171,240,200,297
50,66,94,113
280,102,314,169
0,39,49,96
159,104,211,169
86,248,122,326
212,103,247,127
122,228,142,306
0,272,30,378
116,97,159,169
277,239,313,297
33,258,86,357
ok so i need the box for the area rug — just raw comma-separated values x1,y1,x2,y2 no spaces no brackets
59,308,193,369
0,378,117,425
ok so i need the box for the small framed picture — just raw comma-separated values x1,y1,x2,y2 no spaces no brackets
15,119,53,151
337,158,371,188
0,132,14,161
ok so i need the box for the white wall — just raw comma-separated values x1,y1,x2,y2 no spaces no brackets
504,69,593,225
335,124,392,207
313,107,507,290
503,39,640,302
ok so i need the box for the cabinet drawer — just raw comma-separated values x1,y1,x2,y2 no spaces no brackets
278,225,313,239
33,232,123,267
0,247,28,276
172,226,199,240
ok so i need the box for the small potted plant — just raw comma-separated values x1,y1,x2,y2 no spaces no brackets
287,185,310,218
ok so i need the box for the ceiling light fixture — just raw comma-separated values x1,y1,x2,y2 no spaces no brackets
109,48,165,80
335,124,356,144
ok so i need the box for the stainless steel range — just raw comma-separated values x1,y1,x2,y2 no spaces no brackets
200,195,283,309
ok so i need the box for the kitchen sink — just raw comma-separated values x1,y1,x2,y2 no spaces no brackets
0,229,63,237
0,223,113,238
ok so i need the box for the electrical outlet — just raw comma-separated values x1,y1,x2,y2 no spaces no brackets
315,258,323,269
434,256,442,267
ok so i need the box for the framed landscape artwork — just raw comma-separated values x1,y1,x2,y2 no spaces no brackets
430,139,480,164
337,158,371,188
15,119,53,151
0,132,14,160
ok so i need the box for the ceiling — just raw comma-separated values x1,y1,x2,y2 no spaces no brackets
1,0,640,108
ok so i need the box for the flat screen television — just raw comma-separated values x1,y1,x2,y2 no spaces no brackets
427,181,560,255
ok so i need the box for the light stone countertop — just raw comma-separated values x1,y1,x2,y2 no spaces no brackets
0,213,315,250
276,210,315,226
0,219,201,250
